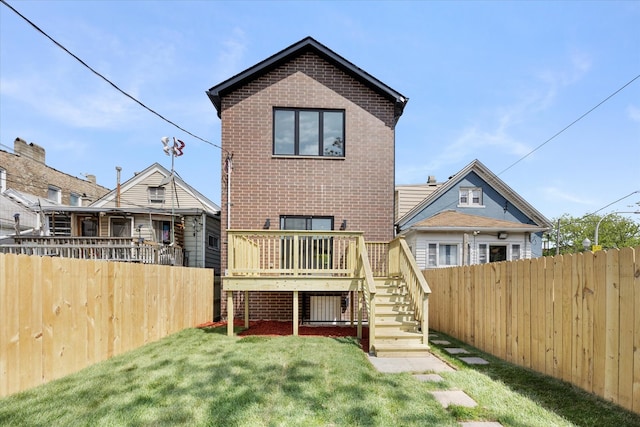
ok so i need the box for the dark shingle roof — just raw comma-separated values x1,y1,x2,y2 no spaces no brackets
206,36,408,118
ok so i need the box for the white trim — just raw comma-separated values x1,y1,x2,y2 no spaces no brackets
0,168,6,193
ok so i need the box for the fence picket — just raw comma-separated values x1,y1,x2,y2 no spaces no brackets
0,254,214,398
618,247,635,410
425,246,640,415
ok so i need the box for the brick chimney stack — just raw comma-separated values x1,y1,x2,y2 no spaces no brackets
14,137,46,164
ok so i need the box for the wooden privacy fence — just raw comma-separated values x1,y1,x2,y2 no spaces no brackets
0,253,214,398
425,246,640,414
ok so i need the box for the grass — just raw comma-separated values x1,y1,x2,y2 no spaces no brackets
0,326,638,426
427,332,640,427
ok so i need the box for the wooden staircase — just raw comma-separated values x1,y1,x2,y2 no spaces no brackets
371,277,431,357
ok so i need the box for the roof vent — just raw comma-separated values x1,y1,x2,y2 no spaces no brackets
427,175,437,185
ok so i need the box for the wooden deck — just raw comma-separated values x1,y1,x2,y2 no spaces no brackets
224,231,432,356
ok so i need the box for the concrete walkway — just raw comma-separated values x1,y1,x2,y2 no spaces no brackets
366,353,454,373
367,333,503,426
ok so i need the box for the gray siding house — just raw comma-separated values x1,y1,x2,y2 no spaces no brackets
396,159,551,269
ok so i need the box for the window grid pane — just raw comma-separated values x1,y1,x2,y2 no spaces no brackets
274,108,344,157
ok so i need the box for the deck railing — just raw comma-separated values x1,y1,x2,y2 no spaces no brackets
227,230,361,277
0,236,183,265
365,241,389,277
389,236,431,344
357,235,377,346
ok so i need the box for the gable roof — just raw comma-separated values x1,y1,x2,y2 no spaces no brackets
90,163,220,214
411,210,547,232
397,159,551,230
206,36,408,118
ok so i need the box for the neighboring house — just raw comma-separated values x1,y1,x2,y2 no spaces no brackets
88,162,221,271
0,137,108,206
1,160,221,271
0,191,40,237
396,159,551,269
206,36,410,321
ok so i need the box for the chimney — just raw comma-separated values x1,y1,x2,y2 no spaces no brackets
85,174,96,184
116,166,122,207
14,138,46,164
427,175,437,185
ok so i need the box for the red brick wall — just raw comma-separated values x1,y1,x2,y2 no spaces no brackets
218,52,400,320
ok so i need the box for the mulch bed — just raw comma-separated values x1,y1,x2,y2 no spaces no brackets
197,320,369,353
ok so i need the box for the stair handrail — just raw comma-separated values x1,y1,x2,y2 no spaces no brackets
357,235,376,349
392,236,431,345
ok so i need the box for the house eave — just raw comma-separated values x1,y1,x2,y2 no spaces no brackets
206,36,408,118
405,226,549,234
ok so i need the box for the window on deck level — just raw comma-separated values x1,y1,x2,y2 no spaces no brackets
273,108,344,157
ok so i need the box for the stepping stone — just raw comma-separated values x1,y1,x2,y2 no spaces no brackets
429,333,439,338
431,340,451,345
431,390,477,408
459,357,489,365
459,422,503,427
444,347,469,354
414,373,444,382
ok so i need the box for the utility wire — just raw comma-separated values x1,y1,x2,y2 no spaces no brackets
0,0,225,152
497,73,640,176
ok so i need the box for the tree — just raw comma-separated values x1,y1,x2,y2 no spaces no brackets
543,213,640,255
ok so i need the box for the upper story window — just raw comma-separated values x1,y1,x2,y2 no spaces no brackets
273,108,344,157
148,186,165,203
47,185,61,203
459,187,483,207
70,192,82,207
0,168,6,192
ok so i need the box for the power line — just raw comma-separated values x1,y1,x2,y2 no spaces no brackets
498,73,640,176
0,0,224,152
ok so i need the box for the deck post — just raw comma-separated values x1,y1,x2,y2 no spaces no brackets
422,294,429,346
293,291,299,336
357,289,362,339
227,291,234,336
244,290,249,329
369,292,375,351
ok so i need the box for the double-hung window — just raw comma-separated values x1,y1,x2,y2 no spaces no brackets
459,187,483,207
273,108,344,157
148,186,165,203
47,186,61,203
427,243,459,267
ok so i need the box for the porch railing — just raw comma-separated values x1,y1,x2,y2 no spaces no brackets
0,236,183,265
389,236,431,344
357,235,376,347
227,230,360,277
365,241,389,277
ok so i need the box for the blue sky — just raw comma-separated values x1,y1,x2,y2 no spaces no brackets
1,0,638,221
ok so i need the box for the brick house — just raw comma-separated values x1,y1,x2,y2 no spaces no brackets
0,138,109,236
206,36,411,319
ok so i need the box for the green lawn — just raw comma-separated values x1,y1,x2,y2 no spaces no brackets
1,326,638,426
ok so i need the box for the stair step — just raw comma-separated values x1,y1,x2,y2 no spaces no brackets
375,331,425,346
376,313,420,331
373,343,431,358
375,318,418,328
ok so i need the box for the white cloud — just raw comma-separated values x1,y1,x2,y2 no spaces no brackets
542,186,594,205
411,49,593,178
627,105,640,122
214,29,248,81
